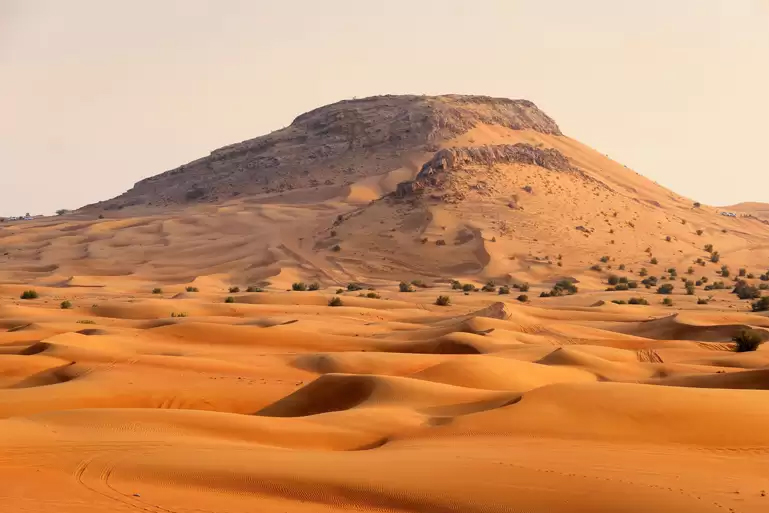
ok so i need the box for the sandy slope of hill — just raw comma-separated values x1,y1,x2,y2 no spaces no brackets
2,94,769,512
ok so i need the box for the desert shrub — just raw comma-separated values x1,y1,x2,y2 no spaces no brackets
665,236,672,242
662,297,674,306
695,280,703,286
657,284,674,294
733,329,763,352
642,276,658,287
752,296,769,312
498,285,511,295
229,286,241,293
701,276,709,283
599,256,610,263
762,273,769,282
152,288,163,294
451,280,462,290
685,284,695,295
224,296,235,303
331,244,341,252
710,252,721,263
687,267,695,275
246,286,264,292
720,265,730,277
366,292,380,299
482,281,497,292
328,296,343,307
704,244,714,253
697,298,710,305
539,291,551,298
614,283,629,291
618,264,626,270
462,283,476,292
739,268,747,277
435,295,451,306
733,281,761,300
519,283,530,292
608,275,620,286
291,282,307,291
303,282,318,291
410,280,426,288
186,286,199,292
696,229,703,236
550,279,578,296
20,290,38,300
517,294,529,302
522,185,533,193
618,277,629,284
76,319,96,324
628,281,639,289
639,268,648,277
712,281,726,290
628,297,650,305
399,281,415,292
435,239,446,246
650,257,659,265
760,283,769,290
748,273,755,279
347,282,364,291
612,300,627,305
60,300,72,309
335,288,344,294
590,264,602,271
170,312,188,318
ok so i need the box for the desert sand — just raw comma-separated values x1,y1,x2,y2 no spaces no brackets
2,95,769,512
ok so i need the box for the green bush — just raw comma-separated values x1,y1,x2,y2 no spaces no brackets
366,292,380,299
517,294,528,303
720,266,730,277
152,288,162,294
20,290,38,300
519,283,530,292
60,300,72,309
308,282,320,291
229,286,241,293
224,296,235,303
733,329,763,352
328,296,343,307
481,281,497,292
710,252,720,263
550,280,578,296
696,229,703,236
697,298,709,305
76,319,96,324
462,283,476,292
498,285,511,295
291,282,307,291
399,281,415,292
657,284,674,294
608,275,620,286
704,244,714,253
411,280,427,288
733,281,761,300
186,286,199,292
639,268,648,277
600,256,610,263
739,268,747,277
662,297,674,306
650,257,659,265
451,280,463,290
752,296,769,312
618,264,626,270
590,264,602,271
435,295,451,306
628,297,650,305
347,283,364,291
246,286,264,292
335,288,344,294
170,312,188,318
331,244,341,252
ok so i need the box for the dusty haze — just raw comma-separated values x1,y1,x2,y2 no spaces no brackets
1,0,769,216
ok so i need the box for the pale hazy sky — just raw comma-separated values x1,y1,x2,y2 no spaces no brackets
1,0,768,216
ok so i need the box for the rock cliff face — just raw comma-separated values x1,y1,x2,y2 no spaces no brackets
395,144,576,199
81,95,562,210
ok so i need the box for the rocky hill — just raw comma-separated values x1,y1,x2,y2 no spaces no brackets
82,95,561,211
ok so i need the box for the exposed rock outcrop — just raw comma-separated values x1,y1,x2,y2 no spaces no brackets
395,144,575,199
80,95,562,211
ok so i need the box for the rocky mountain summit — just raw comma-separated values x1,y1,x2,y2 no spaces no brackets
82,95,561,211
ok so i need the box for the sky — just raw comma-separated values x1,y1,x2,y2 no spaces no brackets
1,0,768,216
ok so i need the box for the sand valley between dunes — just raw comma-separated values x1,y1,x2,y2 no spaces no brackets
2,95,769,512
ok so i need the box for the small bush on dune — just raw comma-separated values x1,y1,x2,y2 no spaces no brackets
328,296,343,307
246,286,264,292
224,296,235,303
639,268,648,277
152,288,163,295
20,290,38,300
710,252,721,263
733,281,761,300
517,294,528,303
292,282,307,291
435,295,451,306
733,329,763,352
697,297,710,305
347,283,364,291
481,281,497,292
696,229,703,236
366,292,380,299
186,286,199,292
399,281,415,292
411,280,428,288
308,282,320,291
519,283,530,292
229,286,241,293
739,268,747,277
451,280,463,290
600,256,610,263
720,266,730,277
76,319,96,324
704,244,714,253
628,297,650,305
657,284,674,295
590,264,602,272
662,297,674,306
462,283,476,292
60,300,72,309
170,312,188,318
498,285,511,295
549,280,578,297
331,244,341,252
650,257,659,265
608,275,620,286
335,288,345,294
752,296,769,312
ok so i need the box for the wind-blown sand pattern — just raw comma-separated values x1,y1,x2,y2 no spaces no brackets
2,95,769,511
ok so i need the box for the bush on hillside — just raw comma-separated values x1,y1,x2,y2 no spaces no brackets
628,297,650,305
229,286,240,293
399,281,415,292
224,296,235,303
733,329,763,352
60,300,72,309
292,282,307,291
435,295,451,306
752,296,769,312
328,296,343,307
657,284,674,294
308,282,321,291
20,290,38,300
